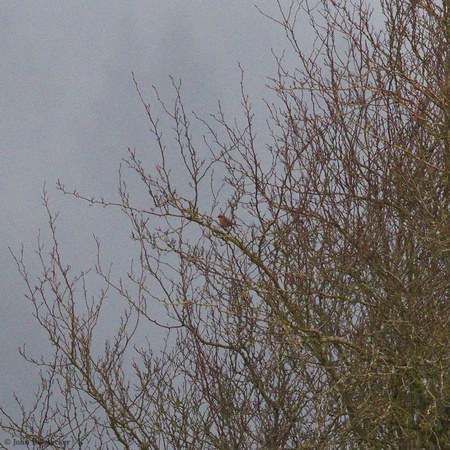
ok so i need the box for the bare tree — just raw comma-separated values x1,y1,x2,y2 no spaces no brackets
1,0,449,448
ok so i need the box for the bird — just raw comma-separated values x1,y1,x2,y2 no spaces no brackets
217,214,235,229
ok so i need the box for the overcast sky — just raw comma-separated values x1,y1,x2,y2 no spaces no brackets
0,0,302,425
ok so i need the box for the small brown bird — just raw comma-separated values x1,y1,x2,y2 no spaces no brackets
217,214,235,229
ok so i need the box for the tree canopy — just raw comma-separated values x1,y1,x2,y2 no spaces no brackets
2,0,449,448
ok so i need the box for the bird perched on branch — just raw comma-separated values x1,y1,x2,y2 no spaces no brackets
217,214,236,229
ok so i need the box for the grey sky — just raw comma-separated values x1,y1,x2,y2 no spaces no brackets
0,0,295,422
